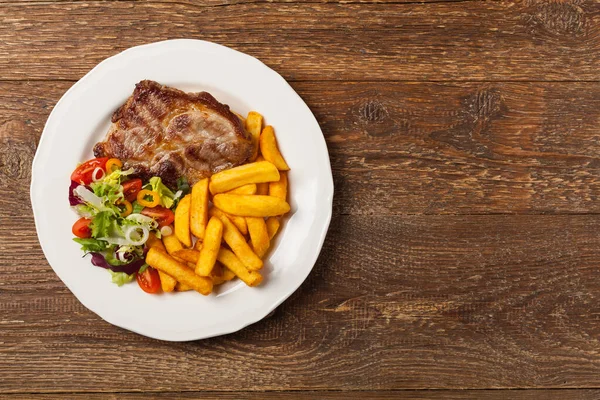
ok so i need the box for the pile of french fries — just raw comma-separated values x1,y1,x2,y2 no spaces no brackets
145,111,290,295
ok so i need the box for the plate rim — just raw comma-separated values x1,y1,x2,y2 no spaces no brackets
30,39,334,341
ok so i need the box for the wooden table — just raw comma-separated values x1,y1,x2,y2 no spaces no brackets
2,0,600,398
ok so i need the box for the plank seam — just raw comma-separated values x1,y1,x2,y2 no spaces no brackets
1,388,599,395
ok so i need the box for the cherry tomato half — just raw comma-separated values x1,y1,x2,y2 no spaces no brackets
137,267,161,294
72,217,92,238
70,157,109,185
141,206,175,228
122,179,142,203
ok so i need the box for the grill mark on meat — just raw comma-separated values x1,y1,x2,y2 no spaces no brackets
94,80,253,188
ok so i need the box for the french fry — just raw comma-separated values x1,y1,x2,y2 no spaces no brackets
212,275,226,286
146,233,176,292
177,264,197,292
173,249,200,264
269,171,287,201
226,212,248,235
247,217,270,258
162,232,186,263
207,205,248,234
256,183,269,195
222,267,236,281
213,194,290,217
210,208,263,270
146,248,213,295
259,125,289,171
194,240,203,251
196,217,223,276
211,263,226,285
254,156,269,195
174,194,192,247
217,248,263,287
225,183,257,195
146,232,166,252
266,217,280,239
209,161,280,194
190,178,209,240
175,282,192,291
158,270,177,292
245,111,263,161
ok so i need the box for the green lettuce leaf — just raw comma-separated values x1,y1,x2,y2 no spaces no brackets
132,201,144,214
73,204,96,218
73,238,111,252
103,167,134,185
148,177,175,209
108,270,136,286
138,263,149,274
90,211,112,238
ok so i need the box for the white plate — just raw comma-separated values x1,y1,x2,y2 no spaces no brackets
30,39,333,341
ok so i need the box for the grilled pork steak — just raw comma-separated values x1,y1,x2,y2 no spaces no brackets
93,80,253,188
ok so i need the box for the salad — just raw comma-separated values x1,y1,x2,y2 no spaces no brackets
69,157,189,293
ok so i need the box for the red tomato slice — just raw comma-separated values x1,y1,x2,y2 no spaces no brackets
72,217,92,238
137,267,161,293
141,206,175,228
122,179,143,202
71,157,109,185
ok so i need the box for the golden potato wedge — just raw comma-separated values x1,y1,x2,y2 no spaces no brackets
194,240,203,251
213,194,290,217
247,217,270,258
217,248,263,287
209,161,280,194
173,249,200,264
259,125,289,171
174,194,192,247
266,217,280,240
196,217,224,276
146,248,213,295
245,111,263,161
210,208,263,270
269,171,287,201
190,178,209,240
225,183,257,195
146,233,176,292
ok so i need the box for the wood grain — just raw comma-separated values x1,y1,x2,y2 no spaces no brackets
3,0,600,396
3,390,600,399
4,80,600,215
0,0,475,3
0,1,599,81
4,208,600,391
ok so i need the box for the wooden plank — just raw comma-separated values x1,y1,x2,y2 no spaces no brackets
2,390,600,399
0,1,599,81
4,80,600,215
0,0,475,3
3,211,600,391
